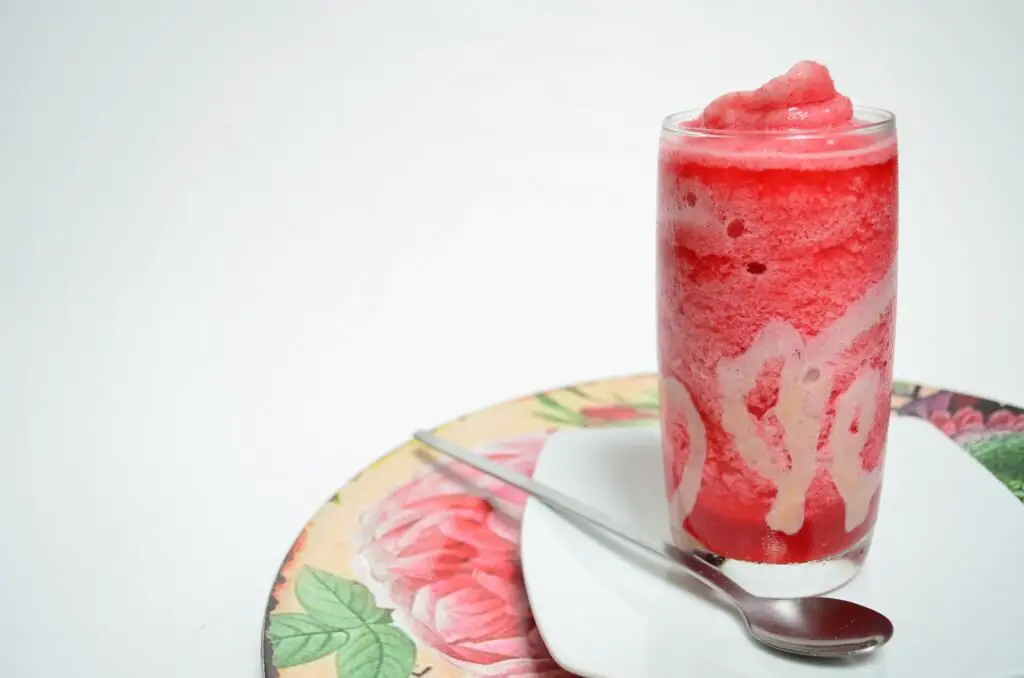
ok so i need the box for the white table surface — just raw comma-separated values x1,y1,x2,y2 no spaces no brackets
2,2,1022,676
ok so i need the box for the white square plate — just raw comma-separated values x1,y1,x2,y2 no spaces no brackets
521,417,1024,678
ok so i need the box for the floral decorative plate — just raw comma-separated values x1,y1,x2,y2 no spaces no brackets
262,374,1024,678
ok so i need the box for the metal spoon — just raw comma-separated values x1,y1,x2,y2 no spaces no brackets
414,430,893,659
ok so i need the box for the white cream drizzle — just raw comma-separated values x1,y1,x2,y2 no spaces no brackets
828,368,884,531
666,263,896,535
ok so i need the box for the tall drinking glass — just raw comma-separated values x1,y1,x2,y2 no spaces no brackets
656,108,897,597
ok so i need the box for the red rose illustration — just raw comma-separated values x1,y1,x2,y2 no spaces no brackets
929,406,986,438
911,392,1024,441
358,433,573,677
988,409,1024,432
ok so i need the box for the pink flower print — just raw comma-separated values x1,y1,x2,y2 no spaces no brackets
358,433,575,677
988,409,1024,432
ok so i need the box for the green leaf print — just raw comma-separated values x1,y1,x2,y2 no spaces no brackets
536,393,577,416
268,566,417,676
337,625,417,678
534,412,577,426
890,380,918,398
267,613,349,667
296,567,392,629
632,390,661,412
564,385,593,400
611,391,659,411
1005,478,1024,502
535,394,587,426
966,432,1024,502
607,418,660,428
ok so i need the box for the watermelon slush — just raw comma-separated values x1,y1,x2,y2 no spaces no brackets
657,62,897,567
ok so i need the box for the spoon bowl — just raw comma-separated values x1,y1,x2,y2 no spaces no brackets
743,596,894,658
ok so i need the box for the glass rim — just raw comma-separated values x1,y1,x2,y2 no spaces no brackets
661,105,895,140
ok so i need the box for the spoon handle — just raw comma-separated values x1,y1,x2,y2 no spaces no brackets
413,430,752,605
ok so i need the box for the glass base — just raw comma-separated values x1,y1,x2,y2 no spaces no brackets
672,528,873,598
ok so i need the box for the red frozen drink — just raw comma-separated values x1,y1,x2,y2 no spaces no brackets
657,62,897,594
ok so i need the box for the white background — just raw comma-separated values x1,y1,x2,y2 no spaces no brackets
1,1,1022,676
